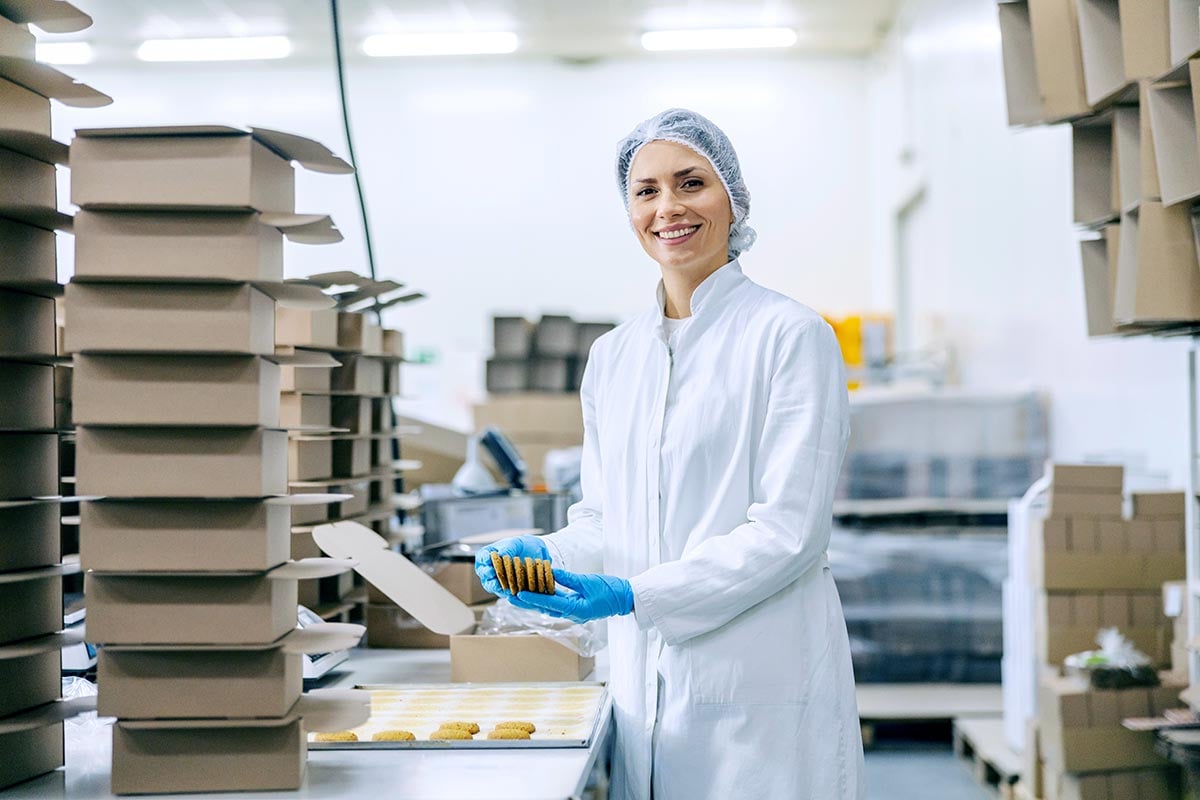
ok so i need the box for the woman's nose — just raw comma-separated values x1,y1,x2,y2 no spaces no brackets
655,190,685,217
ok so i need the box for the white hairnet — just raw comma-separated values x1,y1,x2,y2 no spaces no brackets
616,108,757,259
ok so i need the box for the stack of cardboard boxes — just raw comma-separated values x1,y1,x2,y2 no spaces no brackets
473,394,585,485
0,0,108,789
65,125,368,794
1024,464,1186,799
486,314,615,394
998,0,1200,334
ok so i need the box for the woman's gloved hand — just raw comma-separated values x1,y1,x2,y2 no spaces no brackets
474,536,550,596
509,569,634,623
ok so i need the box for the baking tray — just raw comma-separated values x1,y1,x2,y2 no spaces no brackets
306,682,609,750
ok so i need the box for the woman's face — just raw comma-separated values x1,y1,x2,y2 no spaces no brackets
627,140,733,276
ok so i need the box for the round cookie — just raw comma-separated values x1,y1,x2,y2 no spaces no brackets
372,730,416,742
430,729,473,741
494,721,536,734
439,721,481,735
314,731,358,742
488,729,531,740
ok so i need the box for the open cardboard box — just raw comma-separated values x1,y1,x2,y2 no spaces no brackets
0,500,59,571
288,437,333,481
79,495,347,573
315,522,595,682
282,363,331,393
0,288,55,361
0,216,56,297
999,1,1044,125
366,601,494,649
281,393,332,429
330,355,385,395
1112,202,1200,325
332,395,373,434
110,689,368,796
86,557,353,645
77,427,288,498
0,695,94,792
0,361,53,430
276,306,339,349
337,312,383,354
1169,0,1200,66
98,623,363,719
1147,61,1200,206
73,210,341,284
1080,225,1120,337
70,126,352,212
1120,0,1172,78
1114,88,1162,213
0,628,81,719
1073,113,1119,227
1029,0,1092,120
1077,0,1131,106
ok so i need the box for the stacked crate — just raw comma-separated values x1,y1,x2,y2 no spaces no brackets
278,276,417,625
0,0,108,789
486,313,615,394
65,125,365,795
1025,464,1185,798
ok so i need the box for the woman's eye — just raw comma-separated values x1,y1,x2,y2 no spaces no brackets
683,178,703,189
636,187,656,197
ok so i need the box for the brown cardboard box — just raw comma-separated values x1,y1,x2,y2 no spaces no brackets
332,395,372,434
1147,62,1200,206
335,480,370,518
451,633,594,682
0,144,55,219
999,1,1044,125
331,356,384,395
332,437,371,478
1029,0,1092,120
367,561,491,606
281,364,330,393
0,649,59,719
0,572,62,646
0,502,59,572
366,604,453,648
509,439,580,484
0,13,34,60
384,359,401,396
1071,112,1116,228
1170,0,1200,65
72,211,336,283
0,432,56,498
1131,491,1186,518
1081,225,1120,337
1038,674,1178,772
1113,202,1200,325
1077,0,1128,106
0,217,55,295
76,427,287,498
1036,590,1171,665
474,393,584,440
0,724,62,792
1044,765,1181,800
0,289,54,359
1114,98,1159,214
0,362,53,430
70,126,351,212
337,312,382,353
111,718,304,795
382,329,403,357
1046,490,1122,518
1023,719,1044,800
1120,0,1171,78
73,355,281,427
288,438,332,481
80,500,290,573
279,393,330,429
1046,463,1124,491
276,307,338,349
64,282,275,355
0,76,50,137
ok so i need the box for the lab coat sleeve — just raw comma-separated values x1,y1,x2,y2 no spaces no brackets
628,319,850,646
541,349,605,575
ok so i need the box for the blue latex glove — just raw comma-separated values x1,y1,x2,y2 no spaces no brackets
509,568,634,623
474,536,550,596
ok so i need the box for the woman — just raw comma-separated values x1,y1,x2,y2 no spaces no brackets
475,108,864,800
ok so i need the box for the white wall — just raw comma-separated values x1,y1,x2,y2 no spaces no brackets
867,0,1189,485
52,53,872,431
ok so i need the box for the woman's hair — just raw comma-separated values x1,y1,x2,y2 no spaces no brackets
615,108,757,259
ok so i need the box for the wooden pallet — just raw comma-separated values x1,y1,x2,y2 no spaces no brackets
953,717,1022,797
857,684,1003,748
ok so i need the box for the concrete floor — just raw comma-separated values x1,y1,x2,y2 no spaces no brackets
865,745,993,800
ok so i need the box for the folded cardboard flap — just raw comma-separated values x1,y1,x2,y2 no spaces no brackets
102,622,365,655
0,628,83,660
0,128,67,165
0,557,80,584
265,492,353,506
313,521,476,635
0,0,93,32
269,347,340,368
257,212,342,244
294,688,370,731
0,56,109,106
267,557,355,581
0,695,95,735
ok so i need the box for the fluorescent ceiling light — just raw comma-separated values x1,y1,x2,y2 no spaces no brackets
136,35,292,63
362,31,519,57
36,41,93,65
641,27,798,52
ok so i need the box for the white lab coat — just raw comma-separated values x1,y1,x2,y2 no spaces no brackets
544,260,864,800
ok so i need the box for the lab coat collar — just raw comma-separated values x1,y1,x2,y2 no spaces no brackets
653,259,746,334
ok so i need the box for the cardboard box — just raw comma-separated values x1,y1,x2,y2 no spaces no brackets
0,501,59,572
1081,226,1120,337
332,437,371,478
0,288,54,360
1146,61,1200,205
372,397,394,434
0,571,62,646
331,356,384,395
510,438,581,484
382,329,404,357
0,75,50,137
529,357,575,393
1131,491,1186,517
486,359,529,393
474,393,584,440
576,322,615,358
0,649,58,720
999,1,1045,125
0,432,56,498
0,144,55,218
1077,0,1128,106
73,355,281,427
0,723,62,792
383,359,401,396
1043,765,1181,800
277,393,328,429
64,282,275,355
337,312,382,353
76,427,288,498
276,307,338,349
1120,0,1172,78
334,480,370,518
534,315,578,357
70,126,351,212
0,362,53,430
450,633,594,682
1113,202,1200,324
1169,0,1200,65
1037,590,1171,665
1114,97,1159,214
288,438,332,481
1047,462,1124,491
1047,491,1123,518
1034,546,1185,591
367,560,491,607
1029,0,1092,119
366,603,453,648
80,500,291,573
85,560,346,645
493,316,533,358
1039,674,1178,772
1023,719,1044,800
332,395,372,434
281,364,330,393
0,217,55,295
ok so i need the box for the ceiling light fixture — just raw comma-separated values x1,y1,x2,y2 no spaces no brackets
362,31,519,57
35,41,93,65
136,35,292,63
641,27,798,52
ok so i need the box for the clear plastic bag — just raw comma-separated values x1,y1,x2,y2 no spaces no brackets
477,601,604,657
1064,628,1159,688
62,676,113,778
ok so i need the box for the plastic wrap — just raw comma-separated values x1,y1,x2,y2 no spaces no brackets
477,601,604,657
1065,628,1159,688
830,524,1008,683
63,676,112,779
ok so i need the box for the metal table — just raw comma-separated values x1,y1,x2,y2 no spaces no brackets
0,649,613,800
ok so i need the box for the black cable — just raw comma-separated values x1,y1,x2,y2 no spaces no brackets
329,0,378,285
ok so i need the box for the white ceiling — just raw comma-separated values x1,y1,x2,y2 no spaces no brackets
44,0,900,60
